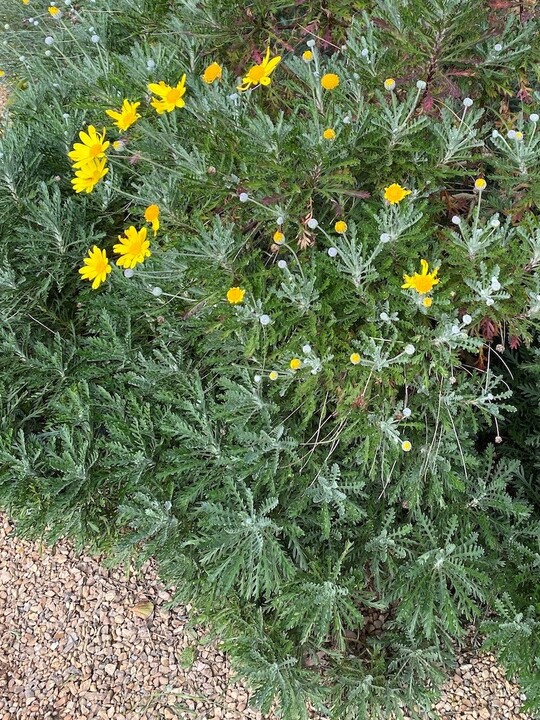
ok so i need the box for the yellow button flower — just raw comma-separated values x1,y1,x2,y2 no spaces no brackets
71,158,109,194
323,128,336,140
79,246,112,290
474,178,487,191
302,50,313,62
273,230,285,244
384,183,411,204
68,126,109,168
384,78,396,90
269,371,279,381
350,353,361,365
402,259,440,295
321,73,340,90
226,287,245,304
422,296,433,308
113,226,151,269
289,358,302,370
237,48,281,91
0,71,5,78
22,0,30,4
202,62,222,84
148,76,187,114
401,440,412,452
106,99,141,131
334,221,347,234
48,6,60,16
144,204,160,235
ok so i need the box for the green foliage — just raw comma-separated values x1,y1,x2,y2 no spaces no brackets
1,0,540,717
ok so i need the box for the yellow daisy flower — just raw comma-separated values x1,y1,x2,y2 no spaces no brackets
384,183,411,204
148,76,187,114
113,226,151,269
226,287,245,304
402,259,440,295
323,128,336,140
68,126,109,168
289,358,302,370
202,62,222,84
321,73,340,90
106,99,141,131
237,48,281,91
144,204,160,235
79,246,112,290
401,440,412,452
71,158,109,194
334,221,347,234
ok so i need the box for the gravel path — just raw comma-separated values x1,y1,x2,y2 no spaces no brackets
0,514,534,720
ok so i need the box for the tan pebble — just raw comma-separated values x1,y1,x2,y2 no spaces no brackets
104,663,117,676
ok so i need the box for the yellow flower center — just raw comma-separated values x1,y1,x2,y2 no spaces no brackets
90,143,104,158
247,65,266,83
321,73,339,90
93,255,108,274
166,87,182,104
412,275,435,294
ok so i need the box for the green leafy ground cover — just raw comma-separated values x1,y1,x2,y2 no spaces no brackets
0,0,539,717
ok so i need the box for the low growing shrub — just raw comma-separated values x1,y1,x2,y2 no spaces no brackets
1,0,540,717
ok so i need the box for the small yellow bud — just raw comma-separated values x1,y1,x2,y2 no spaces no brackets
323,128,336,140
334,221,347,234
289,358,302,370
401,440,412,452
474,178,487,191
350,353,361,365
302,50,313,62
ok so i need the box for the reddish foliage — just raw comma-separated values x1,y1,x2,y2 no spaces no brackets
480,317,499,341
509,335,522,350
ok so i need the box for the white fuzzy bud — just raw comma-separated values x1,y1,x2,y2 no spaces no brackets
327,247,338,257
462,314,472,325
259,314,271,326
238,192,249,203
302,344,312,354
44,36,54,45
402,407,412,417
451,216,461,225
307,218,318,229
91,34,100,43
379,232,391,243
463,97,473,107
404,344,415,356
123,269,134,278
152,287,163,297
277,260,287,269
416,80,426,90
530,113,539,123
306,39,315,48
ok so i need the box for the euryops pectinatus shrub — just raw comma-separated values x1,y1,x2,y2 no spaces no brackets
1,0,540,717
